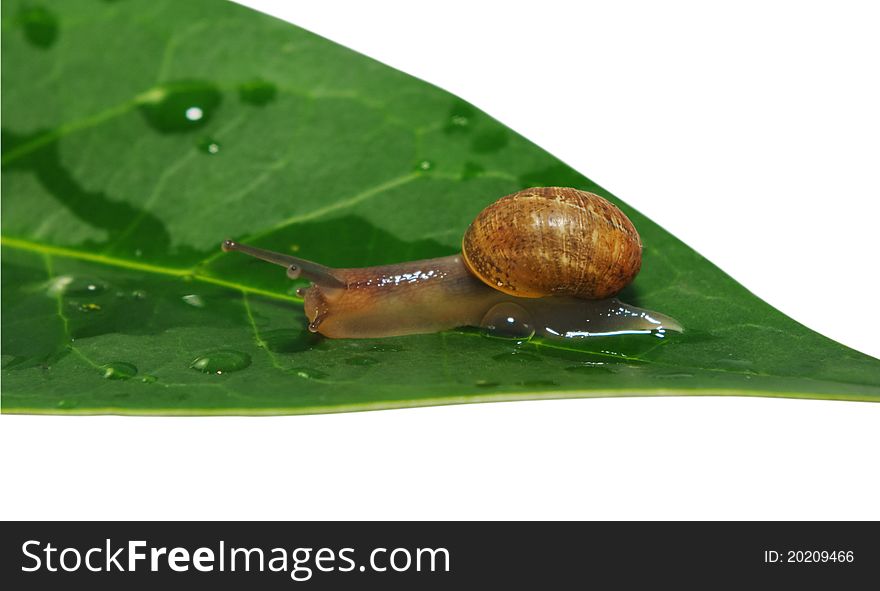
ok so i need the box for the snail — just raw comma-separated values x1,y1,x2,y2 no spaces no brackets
221,187,682,339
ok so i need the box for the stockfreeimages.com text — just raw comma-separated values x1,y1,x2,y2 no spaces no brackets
22,539,450,582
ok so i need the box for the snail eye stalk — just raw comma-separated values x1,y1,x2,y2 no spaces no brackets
221,240,345,288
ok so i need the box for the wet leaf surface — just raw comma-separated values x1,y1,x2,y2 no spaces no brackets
2,0,878,414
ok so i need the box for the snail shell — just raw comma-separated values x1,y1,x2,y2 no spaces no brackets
462,187,642,299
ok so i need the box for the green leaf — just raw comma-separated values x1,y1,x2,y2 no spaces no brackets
3,0,878,415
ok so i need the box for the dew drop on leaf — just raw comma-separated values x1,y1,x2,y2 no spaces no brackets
480,302,535,340
138,80,222,133
444,102,475,134
471,128,508,153
101,361,138,380
49,276,108,296
461,161,484,180
197,137,221,155
17,5,59,49
190,349,251,374
72,280,107,295
181,294,205,308
292,367,329,380
238,79,277,106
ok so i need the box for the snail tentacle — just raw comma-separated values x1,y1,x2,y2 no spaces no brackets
308,311,329,333
221,240,345,288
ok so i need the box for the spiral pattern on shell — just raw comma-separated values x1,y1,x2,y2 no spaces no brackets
461,187,642,299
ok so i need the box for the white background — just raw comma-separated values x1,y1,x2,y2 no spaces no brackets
2,0,878,520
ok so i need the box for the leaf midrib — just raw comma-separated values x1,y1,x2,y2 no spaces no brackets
1,235,299,302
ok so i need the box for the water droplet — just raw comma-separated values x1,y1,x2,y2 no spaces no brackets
461,161,484,180
138,80,222,133
471,129,508,153
181,294,205,308
56,399,76,409
238,79,278,106
345,356,379,366
75,281,107,294
292,367,329,380
101,361,138,380
17,5,58,49
444,102,475,134
45,275,72,296
134,249,143,258
190,349,251,374
415,159,434,171
474,380,500,388
197,137,221,154
48,276,108,296
116,288,147,300
480,302,535,340
78,302,102,312
261,329,321,353
139,374,158,383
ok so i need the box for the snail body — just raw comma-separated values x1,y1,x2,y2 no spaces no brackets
222,187,682,339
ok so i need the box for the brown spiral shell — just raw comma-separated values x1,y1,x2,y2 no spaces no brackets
461,187,642,299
